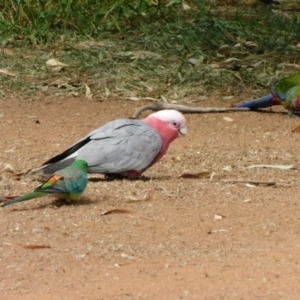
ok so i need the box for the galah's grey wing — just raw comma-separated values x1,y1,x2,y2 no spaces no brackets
33,119,162,175
77,120,162,174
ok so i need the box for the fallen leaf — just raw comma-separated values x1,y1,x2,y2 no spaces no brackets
46,58,68,67
124,194,148,203
208,63,220,68
46,58,68,72
0,48,14,56
247,164,294,170
0,69,16,77
223,57,241,63
283,63,300,69
85,84,93,99
221,179,276,185
218,44,231,55
187,58,198,65
222,165,233,172
182,1,190,10
245,41,259,49
4,242,51,249
250,60,266,68
223,116,234,122
75,41,108,49
3,163,14,172
292,124,300,133
214,214,225,220
100,209,133,215
115,51,162,60
221,96,234,100
128,97,141,101
179,171,212,179
243,199,252,203
160,95,168,103
246,183,256,188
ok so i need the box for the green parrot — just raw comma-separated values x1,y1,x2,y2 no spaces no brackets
235,73,300,118
2,160,88,207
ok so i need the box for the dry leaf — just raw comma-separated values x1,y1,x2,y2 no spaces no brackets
3,163,14,172
283,63,300,69
214,214,225,220
221,96,234,100
4,242,51,249
128,97,141,101
292,125,300,133
75,41,107,49
179,171,212,179
247,164,294,170
218,45,231,55
221,179,276,186
222,165,233,172
124,194,148,203
115,51,162,60
160,95,168,103
85,84,93,99
245,41,259,49
187,58,198,65
46,58,68,67
100,209,133,215
208,63,220,68
246,183,256,188
223,57,241,63
182,1,191,10
243,199,252,203
46,58,68,72
0,48,14,56
0,69,16,77
223,116,234,122
250,60,266,68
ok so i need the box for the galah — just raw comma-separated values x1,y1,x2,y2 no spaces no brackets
31,110,187,179
235,72,300,118
2,160,88,207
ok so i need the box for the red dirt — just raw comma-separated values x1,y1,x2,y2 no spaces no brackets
1,96,300,299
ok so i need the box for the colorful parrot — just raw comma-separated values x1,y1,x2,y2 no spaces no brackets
234,73,300,118
2,160,88,207
31,110,187,179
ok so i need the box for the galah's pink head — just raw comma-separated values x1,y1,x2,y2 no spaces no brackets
143,109,187,169
147,110,187,137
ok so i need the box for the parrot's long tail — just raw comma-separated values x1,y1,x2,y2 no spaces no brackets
1,192,46,207
235,94,281,110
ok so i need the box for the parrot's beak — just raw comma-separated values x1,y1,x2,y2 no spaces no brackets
179,126,187,136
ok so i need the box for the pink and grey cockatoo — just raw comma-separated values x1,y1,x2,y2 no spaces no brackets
31,110,187,179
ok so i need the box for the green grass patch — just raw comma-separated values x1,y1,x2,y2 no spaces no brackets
1,1,300,100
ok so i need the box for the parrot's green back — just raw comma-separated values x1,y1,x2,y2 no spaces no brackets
2,160,88,207
54,159,89,200
273,73,300,100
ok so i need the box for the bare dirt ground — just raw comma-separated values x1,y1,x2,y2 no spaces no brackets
1,95,300,299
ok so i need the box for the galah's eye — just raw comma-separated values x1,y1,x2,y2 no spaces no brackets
172,121,178,126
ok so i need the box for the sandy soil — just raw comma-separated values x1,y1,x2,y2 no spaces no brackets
1,96,300,299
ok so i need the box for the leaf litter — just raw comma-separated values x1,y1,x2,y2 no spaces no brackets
4,242,51,250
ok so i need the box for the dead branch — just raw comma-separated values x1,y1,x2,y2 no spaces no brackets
132,102,249,119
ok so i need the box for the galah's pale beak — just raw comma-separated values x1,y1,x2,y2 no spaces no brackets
179,126,188,136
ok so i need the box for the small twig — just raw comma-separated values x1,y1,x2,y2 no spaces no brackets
132,102,249,119
221,179,276,186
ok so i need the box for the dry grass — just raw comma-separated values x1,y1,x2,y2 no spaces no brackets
0,1,300,101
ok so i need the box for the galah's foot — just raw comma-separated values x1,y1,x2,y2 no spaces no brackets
288,111,300,119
